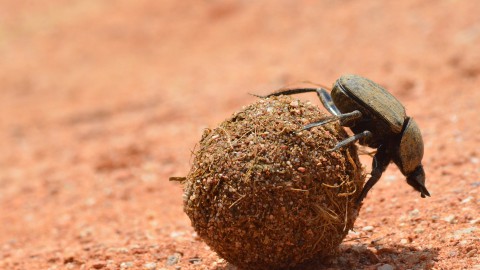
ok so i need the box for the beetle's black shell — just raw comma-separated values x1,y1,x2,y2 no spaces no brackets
332,75,406,134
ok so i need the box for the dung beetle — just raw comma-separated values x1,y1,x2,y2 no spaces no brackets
260,74,430,205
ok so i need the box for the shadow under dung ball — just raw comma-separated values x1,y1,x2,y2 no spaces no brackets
184,96,365,269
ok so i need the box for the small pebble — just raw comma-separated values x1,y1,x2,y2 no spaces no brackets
469,218,480,224
385,175,397,182
362,225,374,232
449,250,458,257
170,231,185,238
144,262,157,270
166,253,181,266
120,262,134,269
461,196,473,204
111,247,129,254
409,209,420,218
459,240,469,246
471,182,480,187
188,257,202,264
400,238,408,244
297,167,306,173
443,215,456,224
453,227,477,238
414,227,425,234
377,264,395,270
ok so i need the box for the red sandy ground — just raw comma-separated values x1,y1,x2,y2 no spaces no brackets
1,1,479,269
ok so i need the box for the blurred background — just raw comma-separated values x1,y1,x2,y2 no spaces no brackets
1,0,479,269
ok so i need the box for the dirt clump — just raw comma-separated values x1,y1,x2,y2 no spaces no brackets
183,96,365,269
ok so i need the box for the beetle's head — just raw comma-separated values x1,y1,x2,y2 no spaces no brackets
406,165,430,198
397,118,430,198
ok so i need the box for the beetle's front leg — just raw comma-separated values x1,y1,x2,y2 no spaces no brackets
355,145,391,205
255,87,320,98
317,88,341,116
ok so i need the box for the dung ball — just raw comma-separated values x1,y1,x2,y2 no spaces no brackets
183,96,365,269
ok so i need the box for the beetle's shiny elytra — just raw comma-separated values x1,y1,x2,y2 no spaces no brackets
333,75,405,134
260,74,430,204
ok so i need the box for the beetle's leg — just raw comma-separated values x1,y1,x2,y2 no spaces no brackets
317,88,341,116
329,130,372,152
254,88,320,98
303,110,362,130
317,88,359,126
355,145,391,205
258,87,342,116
